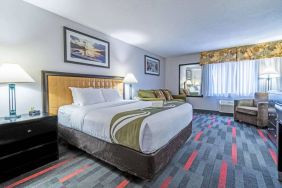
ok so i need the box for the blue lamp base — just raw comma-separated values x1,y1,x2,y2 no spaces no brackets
4,83,21,120
129,84,133,100
4,115,21,120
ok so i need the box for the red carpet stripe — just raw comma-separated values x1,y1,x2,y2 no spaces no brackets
59,164,91,183
208,125,212,128
160,176,173,188
116,179,129,188
218,160,228,188
232,144,237,165
5,158,73,188
232,127,236,138
183,150,198,171
268,148,278,165
227,118,231,126
257,130,267,142
194,131,203,141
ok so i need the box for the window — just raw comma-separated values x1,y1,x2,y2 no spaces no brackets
203,58,282,97
202,60,258,97
179,63,203,97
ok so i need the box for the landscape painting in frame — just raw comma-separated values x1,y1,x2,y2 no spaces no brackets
64,27,110,68
144,55,160,76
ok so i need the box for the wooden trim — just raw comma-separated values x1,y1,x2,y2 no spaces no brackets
41,71,124,113
193,109,233,116
178,63,203,97
144,55,160,76
63,26,110,68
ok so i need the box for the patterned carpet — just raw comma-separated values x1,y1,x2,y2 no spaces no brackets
1,113,282,188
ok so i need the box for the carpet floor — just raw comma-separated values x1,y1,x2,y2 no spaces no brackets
1,113,282,188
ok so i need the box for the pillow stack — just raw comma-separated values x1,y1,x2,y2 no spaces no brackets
161,89,173,101
154,90,166,101
154,89,174,101
69,87,122,106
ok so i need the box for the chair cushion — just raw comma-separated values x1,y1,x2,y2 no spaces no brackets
236,106,258,116
172,99,185,102
138,90,156,98
154,90,166,100
161,89,173,101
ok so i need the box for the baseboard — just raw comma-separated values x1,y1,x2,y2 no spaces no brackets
193,109,233,117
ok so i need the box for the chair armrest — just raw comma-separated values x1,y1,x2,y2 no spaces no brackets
257,102,268,115
257,102,269,126
172,95,186,101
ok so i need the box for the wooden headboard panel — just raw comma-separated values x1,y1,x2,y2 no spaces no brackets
42,71,124,115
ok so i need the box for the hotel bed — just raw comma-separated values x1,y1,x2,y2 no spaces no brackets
42,71,192,179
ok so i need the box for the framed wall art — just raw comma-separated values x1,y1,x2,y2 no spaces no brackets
144,55,160,76
64,27,110,68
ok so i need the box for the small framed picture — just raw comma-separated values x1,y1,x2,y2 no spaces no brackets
64,27,110,68
144,55,160,76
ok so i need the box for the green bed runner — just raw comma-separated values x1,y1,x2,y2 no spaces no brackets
110,101,185,151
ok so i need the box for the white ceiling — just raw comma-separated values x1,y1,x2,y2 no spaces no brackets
23,0,282,57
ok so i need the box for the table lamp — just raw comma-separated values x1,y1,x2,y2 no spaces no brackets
123,73,138,100
259,67,280,91
0,64,35,120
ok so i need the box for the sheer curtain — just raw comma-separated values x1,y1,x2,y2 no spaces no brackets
202,60,258,97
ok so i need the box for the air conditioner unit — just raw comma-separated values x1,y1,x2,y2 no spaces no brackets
219,100,234,114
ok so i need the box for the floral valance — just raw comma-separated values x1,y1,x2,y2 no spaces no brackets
200,40,282,65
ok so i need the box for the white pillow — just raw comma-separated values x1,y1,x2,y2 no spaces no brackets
69,87,79,105
102,88,122,102
69,87,105,106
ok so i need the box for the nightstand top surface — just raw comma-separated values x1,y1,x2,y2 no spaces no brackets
0,113,55,125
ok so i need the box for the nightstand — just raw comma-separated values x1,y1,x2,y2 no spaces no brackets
0,114,58,183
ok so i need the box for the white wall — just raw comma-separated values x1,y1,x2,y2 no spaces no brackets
0,0,165,116
165,54,219,111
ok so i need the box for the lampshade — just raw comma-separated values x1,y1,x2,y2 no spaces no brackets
123,73,138,84
0,64,35,83
194,80,200,85
185,80,192,85
259,67,280,79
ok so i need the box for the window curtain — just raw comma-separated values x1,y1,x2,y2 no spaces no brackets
200,40,282,65
202,60,258,97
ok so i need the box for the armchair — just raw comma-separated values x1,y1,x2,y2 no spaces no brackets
234,92,268,128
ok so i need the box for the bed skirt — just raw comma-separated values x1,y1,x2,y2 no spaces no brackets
58,122,192,180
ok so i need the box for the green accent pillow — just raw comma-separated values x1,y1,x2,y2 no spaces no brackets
138,90,156,98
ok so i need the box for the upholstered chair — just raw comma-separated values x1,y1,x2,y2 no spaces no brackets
234,92,268,128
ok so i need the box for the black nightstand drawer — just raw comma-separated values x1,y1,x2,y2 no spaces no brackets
0,142,58,182
0,117,57,146
0,142,58,171
0,132,57,158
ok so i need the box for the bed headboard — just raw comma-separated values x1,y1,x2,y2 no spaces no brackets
42,71,124,115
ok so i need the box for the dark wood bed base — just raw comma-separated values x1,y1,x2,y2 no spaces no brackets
42,70,192,179
58,122,192,180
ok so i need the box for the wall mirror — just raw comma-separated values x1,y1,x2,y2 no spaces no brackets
179,63,203,97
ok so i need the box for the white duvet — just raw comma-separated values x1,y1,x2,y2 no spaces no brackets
58,100,192,154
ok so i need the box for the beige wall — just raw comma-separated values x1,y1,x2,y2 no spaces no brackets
0,0,165,116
